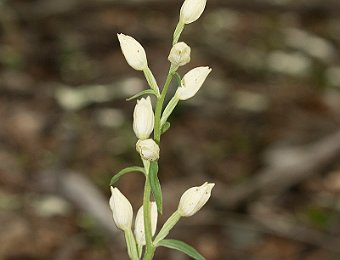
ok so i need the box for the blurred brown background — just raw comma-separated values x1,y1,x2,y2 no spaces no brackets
1,0,340,259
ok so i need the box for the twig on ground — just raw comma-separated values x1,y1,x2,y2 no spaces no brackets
215,130,340,208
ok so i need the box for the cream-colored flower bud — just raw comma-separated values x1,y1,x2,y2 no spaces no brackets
180,0,207,24
178,182,215,217
136,139,160,161
109,187,133,231
134,202,158,245
176,66,211,100
133,97,154,140
168,42,191,68
117,33,148,71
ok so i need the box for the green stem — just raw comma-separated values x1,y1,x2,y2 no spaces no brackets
160,95,179,127
143,243,155,260
153,211,181,245
143,162,155,260
154,19,185,143
154,66,175,143
143,66,176,258
124,229,139,260
173,20,185,45
142,19,185,259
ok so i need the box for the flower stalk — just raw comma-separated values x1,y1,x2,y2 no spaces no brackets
110,0,214,259
124,229,139,260
153,66,176,143
142,175,155,260
153,211,181,245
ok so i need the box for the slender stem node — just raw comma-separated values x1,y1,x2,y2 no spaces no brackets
154,66,176,143
142,161,155,259
173,20,185,45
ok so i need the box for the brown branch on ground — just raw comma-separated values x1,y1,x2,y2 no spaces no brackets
214,130,340,208
249,204,340,253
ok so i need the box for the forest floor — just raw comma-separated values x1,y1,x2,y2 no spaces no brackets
1,0,340,259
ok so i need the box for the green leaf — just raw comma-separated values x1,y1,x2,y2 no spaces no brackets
157,239,205,260
110,166,145,186
161,122,170,134
148,161,163,214
126,89,157,101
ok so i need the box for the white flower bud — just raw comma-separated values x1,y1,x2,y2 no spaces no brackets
168,42,191,68
134,202,158,245
178,182,215,217
133,97,154,140
109,187,133,231
176,66,211,100
117,33,148,71
136,139,160,161
180,0,207,24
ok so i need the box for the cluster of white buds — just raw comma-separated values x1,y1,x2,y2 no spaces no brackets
109,183,215,230
133,97,160,161
109,188,159,249
132,96,159,161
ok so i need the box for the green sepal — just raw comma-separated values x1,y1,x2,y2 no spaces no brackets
137,244,143,259
173,72,182,86
161,122,170,134
126,89,158,101
148,161,163,214
110,166,145,186
157,239,205,260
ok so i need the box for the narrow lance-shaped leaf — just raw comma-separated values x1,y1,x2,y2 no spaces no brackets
110,166,145,186
126,89,158,101
148,161,163,214
143,67,160,96
157,239,205,260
